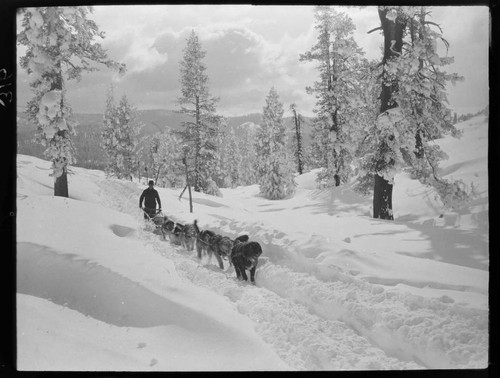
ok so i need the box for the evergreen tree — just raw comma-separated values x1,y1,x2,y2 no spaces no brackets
255,87,296,200
101,87,140,180
300,6,366,188
17,7,125,197
364,6,472,219
114,95,140,179
215,120,241,188
101,84,119,176
236,123,259,186
73,123,106,170
140,132,184,188
177,30,222,195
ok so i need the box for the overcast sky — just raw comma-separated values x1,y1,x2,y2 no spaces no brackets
16,5,489,117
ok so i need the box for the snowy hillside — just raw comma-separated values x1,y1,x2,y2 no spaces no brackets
16,114,489,371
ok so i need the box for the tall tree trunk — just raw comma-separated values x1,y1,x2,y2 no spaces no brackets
373,174,392,219
155,166,162,185
52,59,70,198
292,108,304,175
334,174,341,186
326,35,341,187
194,96,201,192
414,7,426,160
181,156,193,213
54,166,69,197
373,7,405,220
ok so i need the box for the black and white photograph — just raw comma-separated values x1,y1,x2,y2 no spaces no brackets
5,2,492,372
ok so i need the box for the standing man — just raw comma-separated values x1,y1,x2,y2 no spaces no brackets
139,180,162,220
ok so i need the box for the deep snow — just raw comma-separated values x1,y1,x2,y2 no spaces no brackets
16,114,489,371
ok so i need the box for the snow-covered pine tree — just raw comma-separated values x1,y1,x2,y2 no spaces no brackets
363,6,473,219
255,87,296,200
101,87,140,180
101,84,119,176
139,132,184,188
236,123,258,186
177,30,222,196
300,6,366,188
215,120,241,188
114,95,140,179
17,7,125,197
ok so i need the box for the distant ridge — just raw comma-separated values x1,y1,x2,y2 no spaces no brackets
17,108,311,135
17,108,314,170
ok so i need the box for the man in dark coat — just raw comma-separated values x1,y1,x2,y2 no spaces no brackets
139,180,162,220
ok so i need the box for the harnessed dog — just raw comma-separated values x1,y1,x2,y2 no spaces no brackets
230,238,262,283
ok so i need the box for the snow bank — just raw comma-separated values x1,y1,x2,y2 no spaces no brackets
17,171,290,371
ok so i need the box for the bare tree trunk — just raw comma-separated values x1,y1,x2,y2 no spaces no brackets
187,182,193,213
181,156,193,213
291,107,304,175
334,174,341,187
155,165,163,186
54,166,69,197
373,7,406,220
373,174,393,219
194,96,201,192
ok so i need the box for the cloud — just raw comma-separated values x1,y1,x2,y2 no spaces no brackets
16,5,488,117
147,23,317,115
121,36,168,74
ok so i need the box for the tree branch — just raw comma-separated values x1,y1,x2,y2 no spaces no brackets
424,21,443,34
367,26,383,34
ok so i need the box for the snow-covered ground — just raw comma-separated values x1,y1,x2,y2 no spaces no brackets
16,114,489,371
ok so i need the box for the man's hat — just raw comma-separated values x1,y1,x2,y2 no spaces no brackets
148,180,154,185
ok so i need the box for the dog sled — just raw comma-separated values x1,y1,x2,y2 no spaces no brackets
141,208,166,233
140,210,262,284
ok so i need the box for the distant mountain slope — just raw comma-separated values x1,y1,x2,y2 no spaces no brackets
16,109,314,169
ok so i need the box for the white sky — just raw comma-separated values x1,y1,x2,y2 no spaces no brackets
16,5,489,117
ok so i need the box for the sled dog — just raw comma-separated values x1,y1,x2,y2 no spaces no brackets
162,220,184,245
207,234,234,270
196,229,216,260
230,240,263,283
180,221,198,251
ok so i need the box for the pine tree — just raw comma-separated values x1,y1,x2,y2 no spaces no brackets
215,121,241,188
140,132,184,188
364,6,472,219
101,87,140,180
114,95,140,179
300,6,366,188
236,123,258,186
177,30,222,195
17,7,125,197
101,84,119,176
255,87,296,200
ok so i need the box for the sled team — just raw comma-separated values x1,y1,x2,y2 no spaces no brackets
140,180,262,283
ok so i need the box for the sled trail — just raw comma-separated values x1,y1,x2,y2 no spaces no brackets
96,178,488,370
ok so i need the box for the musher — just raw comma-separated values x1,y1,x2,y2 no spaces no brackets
139,180,162,220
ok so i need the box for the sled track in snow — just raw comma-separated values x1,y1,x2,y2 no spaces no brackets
96,179,487,370
139,229,420,370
